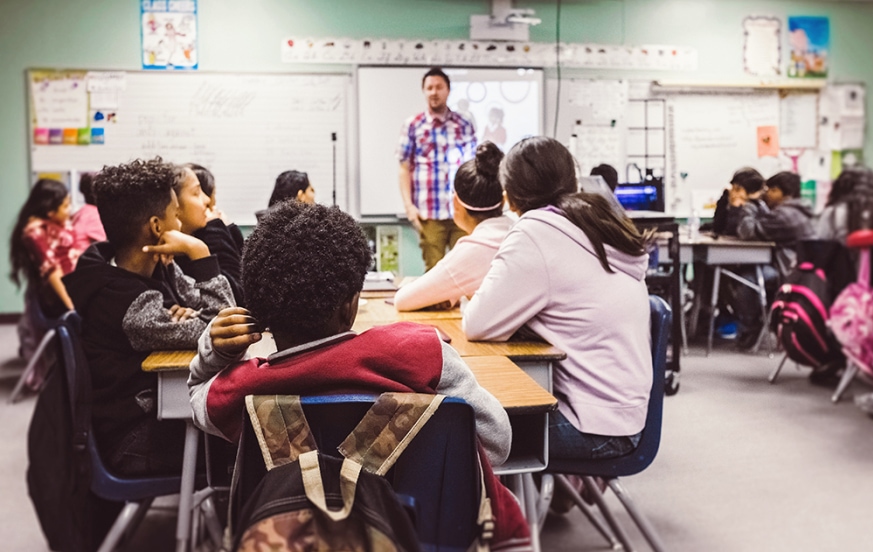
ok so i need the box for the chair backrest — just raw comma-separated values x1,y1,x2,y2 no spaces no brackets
233,394,481,552
54,312,181,501
548,294,671,477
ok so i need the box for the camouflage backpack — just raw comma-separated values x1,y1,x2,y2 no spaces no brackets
230,393,491,552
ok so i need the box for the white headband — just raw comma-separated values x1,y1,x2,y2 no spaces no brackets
456,196,503,212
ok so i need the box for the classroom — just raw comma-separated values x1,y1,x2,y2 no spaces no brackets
2,1,873,550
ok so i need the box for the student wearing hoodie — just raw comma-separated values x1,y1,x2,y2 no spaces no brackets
730,171,815,348
464,136,652,466
394,141,513,311
64,158,234,476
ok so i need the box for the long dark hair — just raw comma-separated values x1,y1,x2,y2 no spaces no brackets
9,179,69,287
454,141,504,220
185,163,216,199
827,165,873,207
269,170,310,207
501,136,645,273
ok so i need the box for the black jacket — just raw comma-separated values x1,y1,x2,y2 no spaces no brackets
63,242,233,448
176,218,245,306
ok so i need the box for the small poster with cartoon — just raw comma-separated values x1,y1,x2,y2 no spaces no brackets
142,0,198,70
787,16,828,78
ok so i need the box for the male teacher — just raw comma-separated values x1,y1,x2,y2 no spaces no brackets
397,67,477,270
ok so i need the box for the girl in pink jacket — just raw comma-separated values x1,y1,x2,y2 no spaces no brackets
464,136,652,463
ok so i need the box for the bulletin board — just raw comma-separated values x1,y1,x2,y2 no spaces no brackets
27,69,351,226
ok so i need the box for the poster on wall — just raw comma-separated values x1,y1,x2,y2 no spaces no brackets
141,0,198,70
743,16,781,76
787,16,828,78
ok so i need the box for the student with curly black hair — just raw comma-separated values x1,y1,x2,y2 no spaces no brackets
394,141,512,311
188,201,531,549
63,157,234,476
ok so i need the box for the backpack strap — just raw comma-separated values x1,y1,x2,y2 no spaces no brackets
244,395,317,470
338,393,444,475
298,450,362,522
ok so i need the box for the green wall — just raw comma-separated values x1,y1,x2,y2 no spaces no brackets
2,0,872,313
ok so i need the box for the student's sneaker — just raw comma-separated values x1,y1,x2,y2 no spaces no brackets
716,320,738,340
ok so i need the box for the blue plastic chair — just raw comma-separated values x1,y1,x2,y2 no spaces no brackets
233,394,481,552
546,295,671,552
55,312,185,552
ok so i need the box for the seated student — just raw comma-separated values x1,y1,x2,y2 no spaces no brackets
817,165,873,243
464,137,651,468
708,167,766,236
10,179,81,388
71,172,106,252
254,169,316,222
186,162,245,249
394,141,513,311
728,171,816,348
174,163,245,305
590,163,619,192
188,201,530,548
64,158,234,476
10,179,80,318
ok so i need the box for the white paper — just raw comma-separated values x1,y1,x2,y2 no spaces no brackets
86,71,127,92
780,93,818,148
743,17,781,76
89,90,119,109
839,115,865,150
32,76,88,128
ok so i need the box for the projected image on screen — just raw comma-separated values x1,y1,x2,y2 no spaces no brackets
446,69,541,152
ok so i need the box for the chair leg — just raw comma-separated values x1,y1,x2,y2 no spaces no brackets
9,328,56,404
608,479,667,552
768,354,790,384
98,501,147,552
707,267,721,357
582,476,636,551
537,474,554,529
554,475,619,548
832,361,859,403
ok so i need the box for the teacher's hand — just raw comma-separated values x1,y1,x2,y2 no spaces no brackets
405,203,423,232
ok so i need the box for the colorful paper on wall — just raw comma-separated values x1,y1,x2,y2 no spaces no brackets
31,73,88,129
142,0,198,70
757,125,779,157
90,127,105,144
787,16,828,78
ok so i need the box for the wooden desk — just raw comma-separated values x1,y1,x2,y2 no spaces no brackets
683,234,775,355
355,298,462,323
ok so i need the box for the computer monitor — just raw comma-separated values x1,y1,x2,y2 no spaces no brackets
615,179,665,212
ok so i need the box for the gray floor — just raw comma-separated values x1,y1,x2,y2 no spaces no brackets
1,323,872,551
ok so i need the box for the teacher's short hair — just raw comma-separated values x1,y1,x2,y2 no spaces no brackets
422,67,450,89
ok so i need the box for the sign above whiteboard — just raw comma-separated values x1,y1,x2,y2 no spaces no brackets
281,37,698,71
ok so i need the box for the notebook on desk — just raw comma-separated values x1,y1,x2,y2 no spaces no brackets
363,271,397,291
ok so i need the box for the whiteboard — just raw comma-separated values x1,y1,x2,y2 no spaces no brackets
29,71,350,226
357,66,544,217
668,91,784,216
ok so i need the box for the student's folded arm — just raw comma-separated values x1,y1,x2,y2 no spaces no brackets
122,290,209,351
172,258,236,317
187,319,246,440
394,261,463,311
463,230,548,341
736,203,764,240
436,340,511,466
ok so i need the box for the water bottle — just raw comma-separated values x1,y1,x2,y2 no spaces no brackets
688,209,700,242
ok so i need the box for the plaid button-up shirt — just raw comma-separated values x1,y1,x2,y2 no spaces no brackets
397,109,477,220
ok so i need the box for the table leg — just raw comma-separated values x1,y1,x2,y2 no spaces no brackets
175,421,199,552
707,267,722,356
753,265,770,355
522,473,542,552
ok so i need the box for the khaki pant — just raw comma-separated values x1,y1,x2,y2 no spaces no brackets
419,219,466,271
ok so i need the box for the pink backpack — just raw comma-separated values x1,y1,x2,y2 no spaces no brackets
829,232,873,376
